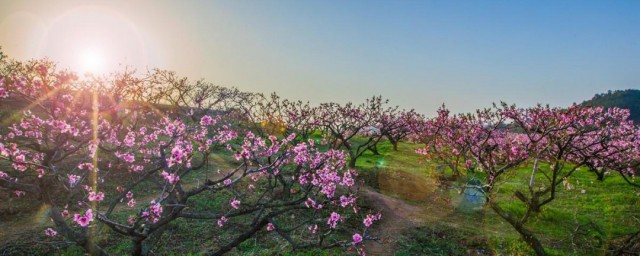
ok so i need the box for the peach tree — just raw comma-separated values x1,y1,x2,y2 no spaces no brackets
0,57,379,255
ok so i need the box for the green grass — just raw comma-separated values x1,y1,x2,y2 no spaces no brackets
355,140,640,255
395,223,491,256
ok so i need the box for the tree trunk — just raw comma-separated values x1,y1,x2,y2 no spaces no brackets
392,141,398,151
49,207,110,256
488,201,546,256
207,218,270,256
514,223,546,256
349,158,357,168
595,169,605,181
369,145,380,155
132,238,144,256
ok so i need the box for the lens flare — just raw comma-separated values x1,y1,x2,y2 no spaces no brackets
78,48,105,75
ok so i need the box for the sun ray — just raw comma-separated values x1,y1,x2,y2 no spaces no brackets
89,90,99,246
0,85,64,126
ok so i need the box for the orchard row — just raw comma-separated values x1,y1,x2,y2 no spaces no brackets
0,55,638,256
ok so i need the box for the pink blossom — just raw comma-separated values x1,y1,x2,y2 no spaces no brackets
352,233,363,244
73,209,94,227
62,206,69,218
116,152,135,163
266,223,275,231
217,216,228,227
308,224,318,234
339,195,357,208
68,175,80,187
327,212,341,229
161,171,180,184
61,94,73,102
36,168,45,178
78,163,94,170
88,191,105,202
363,213,382,227
124,132,136,147
15,154,25,163
200,115,217,126
230,199,241,209
44,228,57,237
127,199,137,207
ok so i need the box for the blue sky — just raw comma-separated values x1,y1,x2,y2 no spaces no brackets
1,0,638,114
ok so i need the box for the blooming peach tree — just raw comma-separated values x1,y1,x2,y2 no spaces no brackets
417,103,638,256
0,58,379,255
378,109,421,151
316,96,390,168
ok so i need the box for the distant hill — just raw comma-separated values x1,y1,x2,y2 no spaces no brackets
581,89,640,122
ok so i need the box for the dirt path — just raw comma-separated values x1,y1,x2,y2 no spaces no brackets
361,187,429,255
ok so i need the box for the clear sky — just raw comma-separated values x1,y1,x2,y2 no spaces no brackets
0,0,638,114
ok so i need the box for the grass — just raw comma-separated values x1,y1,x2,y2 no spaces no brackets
395,223,491,256
355,139,640,255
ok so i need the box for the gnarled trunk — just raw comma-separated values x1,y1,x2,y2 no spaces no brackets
488,200,546,256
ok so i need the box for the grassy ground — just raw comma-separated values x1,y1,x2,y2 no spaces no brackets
355,139,640,255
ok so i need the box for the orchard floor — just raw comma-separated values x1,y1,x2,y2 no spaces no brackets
355,140,640,256
360,171,498,256
361,187,427,255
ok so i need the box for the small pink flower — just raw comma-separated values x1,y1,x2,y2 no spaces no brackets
14,190,26,197
36,168,45,178
465,159,473,169
78,163,94,170
161,171,180,184
73,209,94,227
352,233,363,244
68,174,80,187
363,213,382,227
127,199,136,207
223,179,232,186
44,228,57,237
230,199,240,209
327,212,341,229
88,192,105,202
308,224,318,234
266,223,275,231
217,216,228,227
15,154,25,163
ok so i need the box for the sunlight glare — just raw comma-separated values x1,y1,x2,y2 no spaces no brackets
79,48,105,75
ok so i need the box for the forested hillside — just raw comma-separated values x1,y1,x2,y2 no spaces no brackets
582,89,640,122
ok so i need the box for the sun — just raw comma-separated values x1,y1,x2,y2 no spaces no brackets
78,48,105,75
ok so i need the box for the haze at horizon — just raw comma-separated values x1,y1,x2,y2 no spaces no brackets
0,0,638,114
